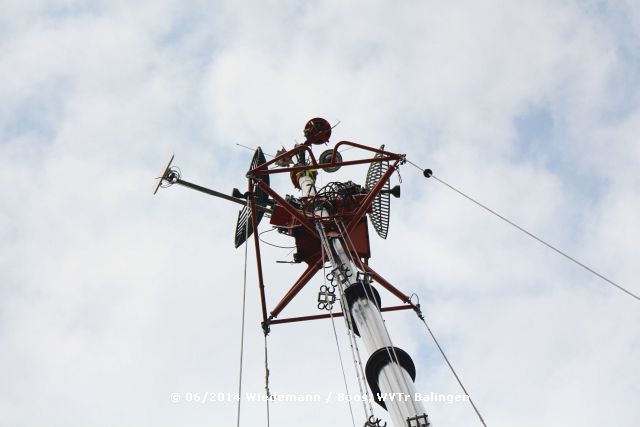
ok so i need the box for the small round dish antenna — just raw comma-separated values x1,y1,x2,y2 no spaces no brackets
152,152,175,195
318,149,342,173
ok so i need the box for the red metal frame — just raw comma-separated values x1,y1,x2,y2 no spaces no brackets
255,144,319,173
250,141,401,178
244,141,415,329
248,185,269,325
364,264,412,304
269,305,415,325
338,223,414,306
269,258,323,319
255,180,319,238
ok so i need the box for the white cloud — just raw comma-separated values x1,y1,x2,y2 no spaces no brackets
1,1,639,426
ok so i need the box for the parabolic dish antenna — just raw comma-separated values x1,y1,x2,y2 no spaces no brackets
365,145,391,239
234,147,269,248
152,152,175,195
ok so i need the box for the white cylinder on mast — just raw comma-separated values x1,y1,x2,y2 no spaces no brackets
298,174,316,197
298,159,430,426
330,239,429,426
378,365,426,426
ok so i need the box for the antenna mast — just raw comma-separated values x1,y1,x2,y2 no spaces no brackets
154,118,431,427
294,119,428,426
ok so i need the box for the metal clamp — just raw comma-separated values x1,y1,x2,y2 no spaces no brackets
356,271,372,284
326,264,352,285
317,285,337,311
406,414,430,427
364,415,387,427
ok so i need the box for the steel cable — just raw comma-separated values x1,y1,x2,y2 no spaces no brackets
416,308,488,427
406,159,639,302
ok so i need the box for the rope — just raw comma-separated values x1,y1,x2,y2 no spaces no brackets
322,244,357,427
335,219,417,408
329,309,357,426
235,200,250,427
407,160,639,302
264,333,271,427
318,223,373,419
416,307,488,427
340,294,374,418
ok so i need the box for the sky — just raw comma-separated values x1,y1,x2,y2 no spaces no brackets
1,0,639,426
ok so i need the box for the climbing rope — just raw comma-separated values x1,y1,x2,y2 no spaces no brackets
341,303,375,419
406,159,639,302
335,219,417,405
263,333,271,427
235,199,250,427
322,243,357,427
316,223,373,417
318,223,374,420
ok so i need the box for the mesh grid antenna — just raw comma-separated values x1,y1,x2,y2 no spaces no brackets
365,145,391,239
152,152,175,195
234,147,269,248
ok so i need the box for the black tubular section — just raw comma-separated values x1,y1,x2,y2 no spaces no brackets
365,347,416,410
234,147,269,248
343,281,382,337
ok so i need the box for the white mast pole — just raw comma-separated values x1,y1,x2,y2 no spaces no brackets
299,172,431,427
